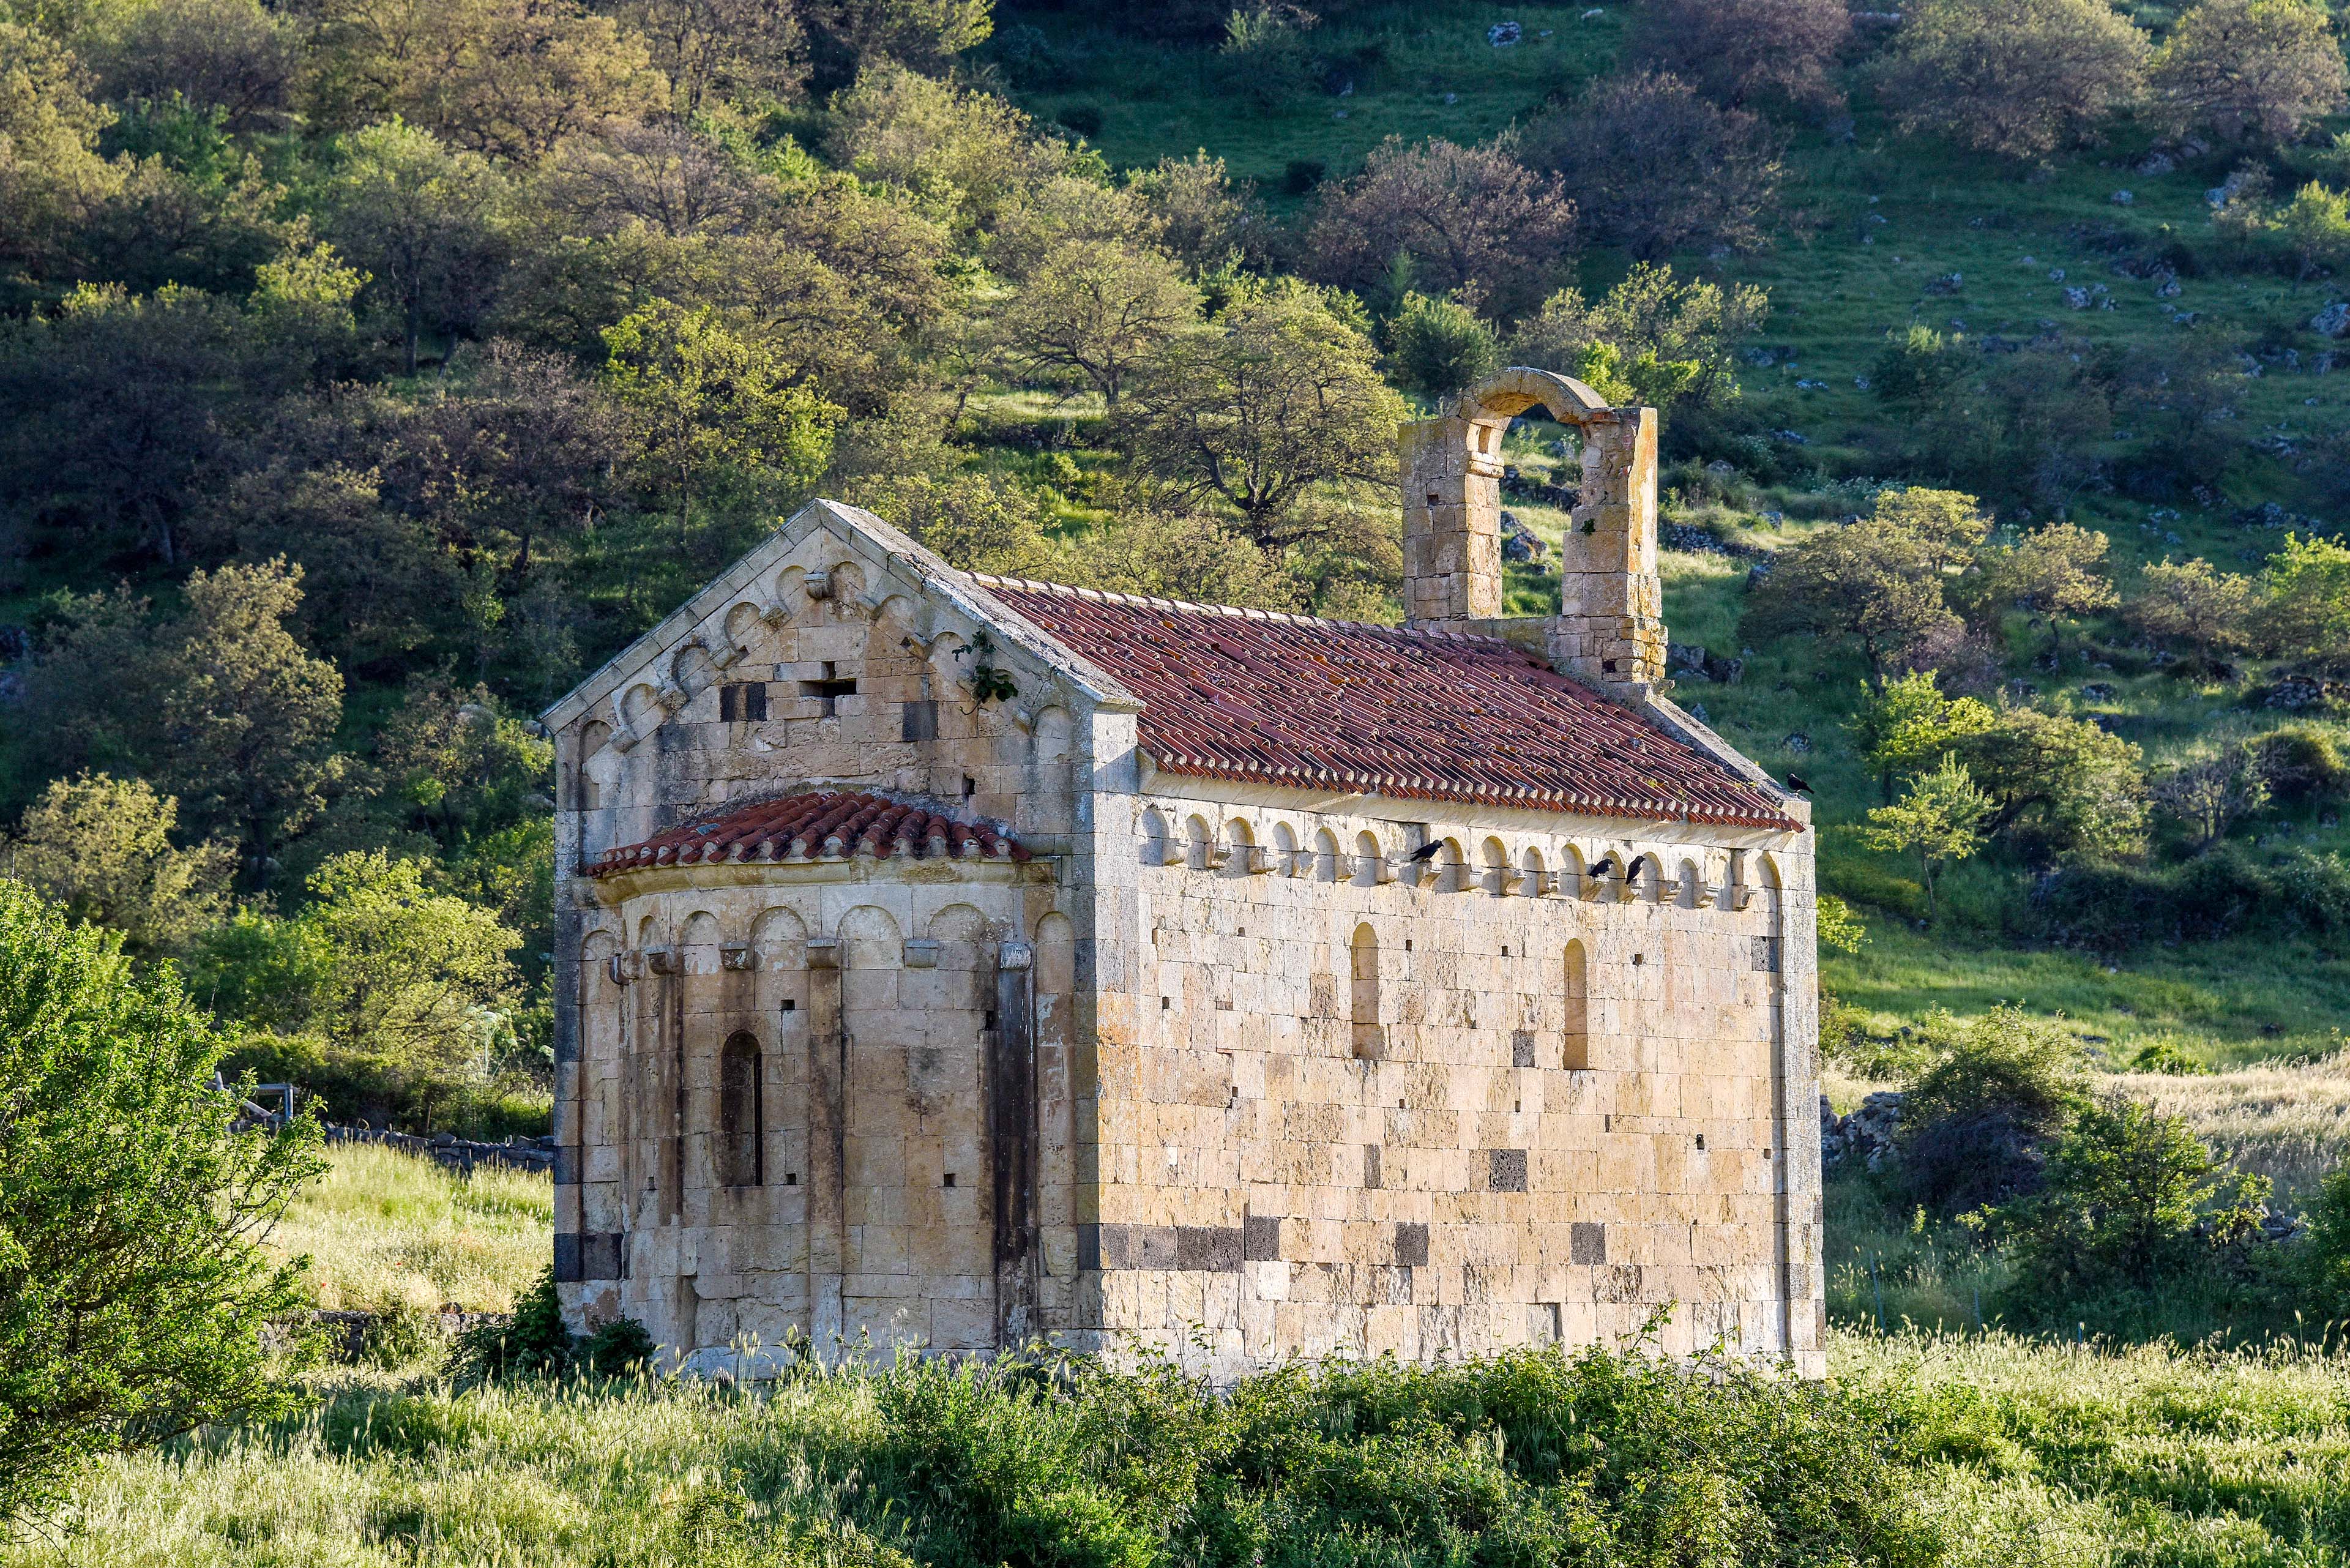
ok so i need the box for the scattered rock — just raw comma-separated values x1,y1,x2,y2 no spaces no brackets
2267,673,2340,710
1486,20,1521,45
2081,682,2116,701
1822,1092,1903,1171
1925,271,1964,296
2312,302,2350,338
2135,150,2175,176
2048,267,2066,282
2064,286,2092,309
2111,189,2133,205
2158,276,2183,298
1783,732,1812,753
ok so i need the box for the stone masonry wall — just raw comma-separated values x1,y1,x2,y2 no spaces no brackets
1092,781,1821,1381
551,513,1098,1370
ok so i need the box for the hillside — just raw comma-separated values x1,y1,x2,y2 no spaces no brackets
974,2,2350,1066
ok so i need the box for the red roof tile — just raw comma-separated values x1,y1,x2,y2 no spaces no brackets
587,791,1026,878
977,578,1797,831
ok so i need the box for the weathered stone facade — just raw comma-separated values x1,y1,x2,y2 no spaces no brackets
543,370,1824,1380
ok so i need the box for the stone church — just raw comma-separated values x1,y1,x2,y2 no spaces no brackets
543,368,1825,1381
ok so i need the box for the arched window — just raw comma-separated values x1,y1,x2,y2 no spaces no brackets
1350,924,1381,1060
576,720,610,810
1186,815,1214,870
719,1031,763,1186
1562,940,1590,1070
1435,838,1466,893
1521,846,1546,897
1315,827,1340,881
1675,859,1701,908
1141,808,1171,867
1352,831,1382,887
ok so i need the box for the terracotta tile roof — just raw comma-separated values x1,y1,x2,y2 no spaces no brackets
586,791,1026,878
975,578,1797,831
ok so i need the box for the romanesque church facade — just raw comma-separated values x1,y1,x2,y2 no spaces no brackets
543,368,1826,1380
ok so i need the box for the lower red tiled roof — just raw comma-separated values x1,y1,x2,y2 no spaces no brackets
976,578,1797,831
586,791,1025,878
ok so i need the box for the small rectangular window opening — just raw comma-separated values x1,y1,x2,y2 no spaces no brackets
1404,939,1413,952
1161,996,1171,1010
1501,944,1510,957
799,660,857,715
1695,1133,1707,1151
780,999,797,1012
942,1172,957,1188
961,774,977,799
785,1171,799,1185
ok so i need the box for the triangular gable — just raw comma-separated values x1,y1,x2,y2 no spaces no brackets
540,499,1140,738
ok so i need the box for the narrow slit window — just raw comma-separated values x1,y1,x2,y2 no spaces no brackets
1562,939,1591,1071
718,1030,763,1187
1351,924,1381,1061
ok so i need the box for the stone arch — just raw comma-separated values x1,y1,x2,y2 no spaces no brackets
1352,830,1383,887
1031,705,1074,765
621,682,661,734
1674,857,1703,909
575,720,611,810
1480,835,1511,897
1224,816,1254,873
752,905,808,954
1557,843,1586,897
1141,807,1172,867
871,592,920,640
1270,820,1300,874
1562,939,1591,1070
1455,366,1614,432
637,913,662,949
719,1029,764,1187
1624,854,1660,903
674,641,720,700
925,902,990,971
838,905,903,965
1433,837,1467,894
926,630,969,687
1520,845,1546,887
1314,826,1341,882
1033,910,1076,996
680,911,723,973
826,561,868,605
723,602,763,658
1349,924,1381,1060
1185,814,1214,871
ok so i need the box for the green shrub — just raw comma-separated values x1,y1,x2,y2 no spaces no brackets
446,1264,645,1384
1384,291,1499,401
1980,1096,2271,1323
2029,844,2350,949
1896,1007,2089,1216
2299,1163,2350,1316
2128,1040,2210,1075
2253,723,2350,805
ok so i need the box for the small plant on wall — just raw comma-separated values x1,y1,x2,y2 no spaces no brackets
966,631,1018,705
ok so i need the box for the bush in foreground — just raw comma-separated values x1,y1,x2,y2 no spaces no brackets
0,878,323,1529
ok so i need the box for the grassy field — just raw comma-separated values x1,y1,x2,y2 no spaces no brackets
271,1144,553,1315
9,1326,2348,1567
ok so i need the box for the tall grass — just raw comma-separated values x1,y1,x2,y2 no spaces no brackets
15,1329,2350,1567
269,1143,553,1314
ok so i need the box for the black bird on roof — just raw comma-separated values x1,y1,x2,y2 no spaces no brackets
1785,772,1813,794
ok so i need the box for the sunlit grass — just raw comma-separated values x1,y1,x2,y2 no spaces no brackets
269,1143,553,1315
